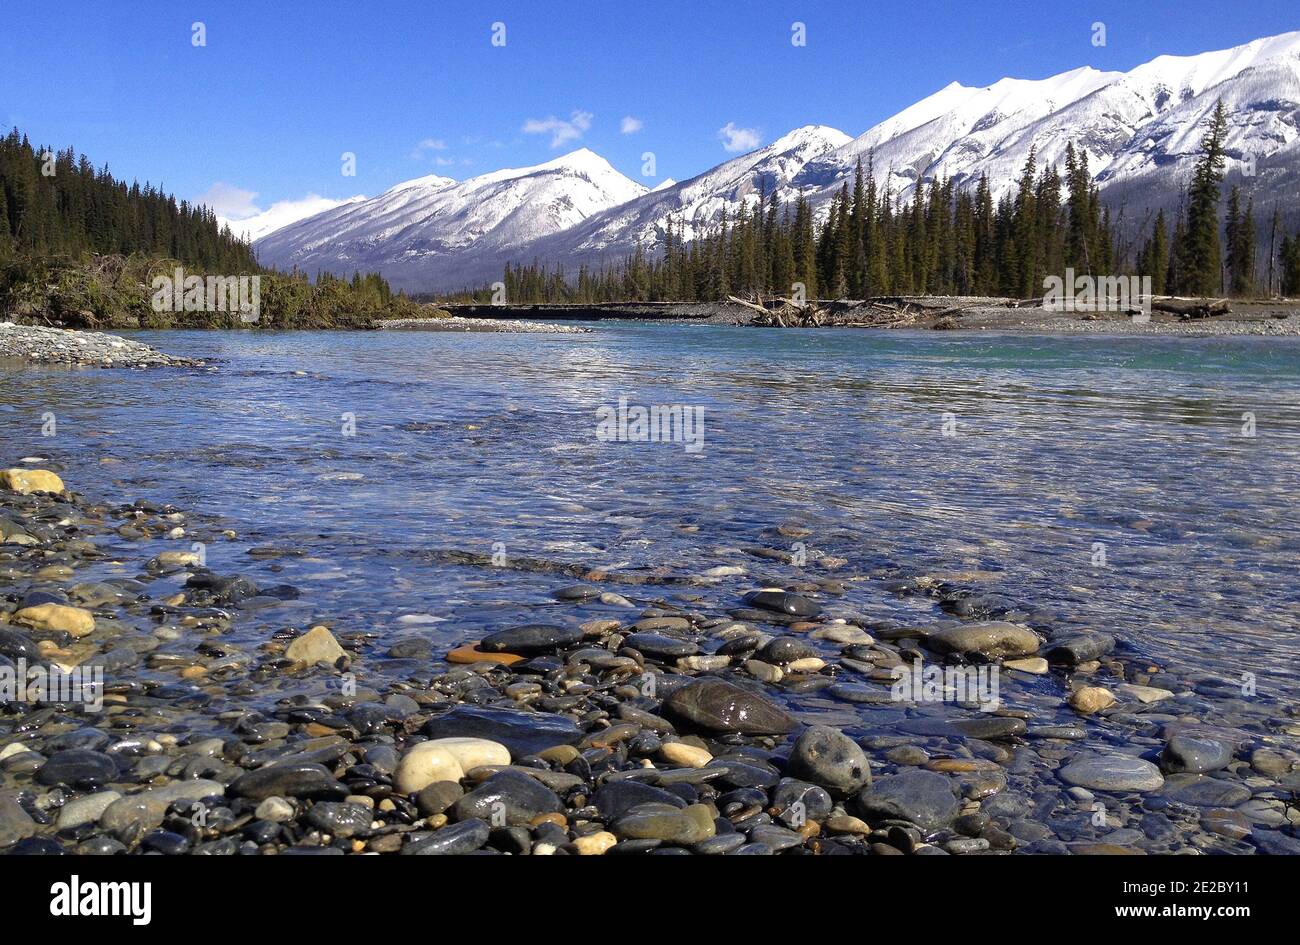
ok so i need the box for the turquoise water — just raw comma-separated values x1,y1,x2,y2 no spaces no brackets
5,325,1300,711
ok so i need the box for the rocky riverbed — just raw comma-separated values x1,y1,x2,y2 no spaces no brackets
2,461,1299,856
0,322,201,368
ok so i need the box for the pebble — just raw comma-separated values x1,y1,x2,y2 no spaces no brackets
855,769,961,832
283,625,348,667
421,705,583,757
229,762,347,800
743,589,821,618
1160,774,1251,807
0,794,36,848
1069,686,1117,714
306,801,373,838
254,796,296,823
1058,753,1165,792
612,804,716,844
403,818,490,855
1,468,65,495
572,831,617,855
659,742,713,768
786,725,871,797
926,622,1040,660
394,743,464,794
13,602,96,637
624,632,699,658
450,770,564,825
1162,734,1233,774
662,678,796,735
446,643,523,666
1042,632,1115,665
479,624,583,655
99,779,226,833
1115,683,1175,704
56,790,123,830
36,749,117,787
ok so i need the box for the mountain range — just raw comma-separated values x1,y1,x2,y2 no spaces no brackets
251,30,1300,293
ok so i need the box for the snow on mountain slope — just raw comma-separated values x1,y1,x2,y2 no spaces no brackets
793,67,1119,199
217,194,364,242
789,29,1300,214
528,125,849,267
254,149,646,289
1098,46,1300,228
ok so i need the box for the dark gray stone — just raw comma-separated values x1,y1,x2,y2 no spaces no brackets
855,769,960,832
421,704,583,757
229,762,349,800
449,770,563,826
785,725,870,797
662,679,796,735
402,818,491,855
479,624,583,655
743,590,820,618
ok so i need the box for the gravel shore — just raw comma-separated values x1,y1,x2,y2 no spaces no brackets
3,462,1297,856
0,322,199,367
376,316,589,334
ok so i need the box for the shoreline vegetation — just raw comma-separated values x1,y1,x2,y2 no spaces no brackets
4,462,1298,856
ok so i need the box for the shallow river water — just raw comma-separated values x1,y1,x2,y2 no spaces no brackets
4,324,1300,852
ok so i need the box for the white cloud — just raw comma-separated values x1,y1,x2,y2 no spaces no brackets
410,138,453,161
718,121,761,153
194,181,260,219
213,193,364,242
620,116,644,134
522,109,593,148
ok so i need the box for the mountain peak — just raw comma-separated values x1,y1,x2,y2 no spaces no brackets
768,125,852,152
539,147,620,175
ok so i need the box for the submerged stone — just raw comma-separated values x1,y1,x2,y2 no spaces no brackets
662,678,796,735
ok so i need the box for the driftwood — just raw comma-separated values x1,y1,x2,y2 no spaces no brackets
728,295,979,328
1150,297,1232,318
727,295,828,327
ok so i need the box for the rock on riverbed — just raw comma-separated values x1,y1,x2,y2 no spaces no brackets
0,321,198,367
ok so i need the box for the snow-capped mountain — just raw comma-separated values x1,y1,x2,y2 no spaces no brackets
785,30,1300,216
254,149,647,290
258,30,1300,292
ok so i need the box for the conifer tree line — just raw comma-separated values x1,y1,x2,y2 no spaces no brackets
489,101,1300,304
0,126,429,327
0,128,257,271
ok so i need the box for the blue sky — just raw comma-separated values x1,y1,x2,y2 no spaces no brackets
2,0,1296,221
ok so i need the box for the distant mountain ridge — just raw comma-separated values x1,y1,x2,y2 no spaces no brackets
254,30,1300,292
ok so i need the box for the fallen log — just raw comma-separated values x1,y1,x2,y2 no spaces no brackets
1150,298,1231,318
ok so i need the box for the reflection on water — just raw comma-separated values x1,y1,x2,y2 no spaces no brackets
4,325,1300,710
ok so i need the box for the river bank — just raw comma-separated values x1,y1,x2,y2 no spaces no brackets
3,452,1298,855
441,298,1300,336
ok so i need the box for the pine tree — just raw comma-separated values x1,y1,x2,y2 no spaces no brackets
1179,100,1230,296
1139,210,1169,295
